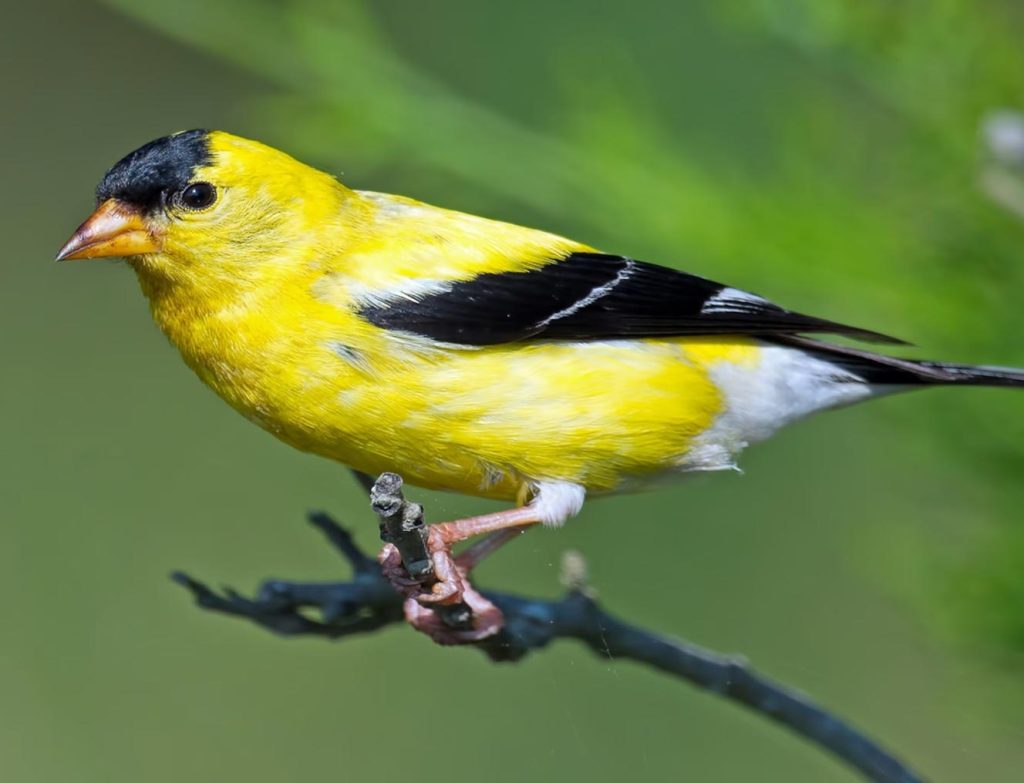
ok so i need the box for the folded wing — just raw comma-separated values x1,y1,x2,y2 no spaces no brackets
359,252,904,346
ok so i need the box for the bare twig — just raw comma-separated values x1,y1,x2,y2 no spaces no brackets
371,472,475,629
173,476,926,783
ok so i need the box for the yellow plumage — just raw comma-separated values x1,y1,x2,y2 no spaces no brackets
60,129,1024,639
132,132,750,503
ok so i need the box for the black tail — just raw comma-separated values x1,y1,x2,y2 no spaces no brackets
775,335,1024,388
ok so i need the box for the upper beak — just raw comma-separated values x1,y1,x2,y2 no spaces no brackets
56,199,163,261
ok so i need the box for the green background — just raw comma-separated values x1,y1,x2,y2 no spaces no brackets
4,1,1024,780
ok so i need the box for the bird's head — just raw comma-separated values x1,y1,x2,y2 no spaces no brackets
57,130,350,288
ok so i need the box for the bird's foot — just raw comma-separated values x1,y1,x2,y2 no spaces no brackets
378,526,504,644
372,472,539,645
400,583,504,645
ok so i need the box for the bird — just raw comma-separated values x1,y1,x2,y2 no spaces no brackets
57,129,1024,642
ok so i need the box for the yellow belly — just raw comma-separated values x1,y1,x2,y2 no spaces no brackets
193,332,757,502
142,270,759,501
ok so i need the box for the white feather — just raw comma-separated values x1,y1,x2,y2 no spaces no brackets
701,287,769,314
529,481,586,527
683,346,875,471
536,260,635,327
348,278,454,309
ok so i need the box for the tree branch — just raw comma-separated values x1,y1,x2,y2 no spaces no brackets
173,475,926,783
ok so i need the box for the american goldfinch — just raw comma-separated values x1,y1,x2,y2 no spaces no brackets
58,130,1024,641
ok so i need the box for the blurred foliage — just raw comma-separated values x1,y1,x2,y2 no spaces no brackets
103,0,1024,655
8,1,1024,780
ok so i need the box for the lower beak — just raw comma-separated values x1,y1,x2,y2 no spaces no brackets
56,199,163,261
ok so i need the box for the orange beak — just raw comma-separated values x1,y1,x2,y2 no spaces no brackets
56,199,164,261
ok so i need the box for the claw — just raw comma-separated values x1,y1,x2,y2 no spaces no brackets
378,527,504,642
378,543,428,595
370,481,539,644
412,529,466,605
403,581,504,644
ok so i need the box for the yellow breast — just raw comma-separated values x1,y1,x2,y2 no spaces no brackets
146,279,757,501
131,178,760,502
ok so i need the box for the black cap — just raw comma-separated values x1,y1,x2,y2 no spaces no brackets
96,129,212,212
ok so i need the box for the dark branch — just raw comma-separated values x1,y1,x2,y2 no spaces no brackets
173,476,926,783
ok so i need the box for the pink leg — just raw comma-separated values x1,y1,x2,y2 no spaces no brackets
377,506,541,643
455,528,528,571
434,506,541,546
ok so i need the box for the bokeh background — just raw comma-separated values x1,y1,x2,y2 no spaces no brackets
5,1,1024,780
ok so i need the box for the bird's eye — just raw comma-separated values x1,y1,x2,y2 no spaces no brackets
177,182,217,211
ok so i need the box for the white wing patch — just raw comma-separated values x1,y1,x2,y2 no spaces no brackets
700,287,770,314
347,278,455,309
311,269,456,312
536,260,635,328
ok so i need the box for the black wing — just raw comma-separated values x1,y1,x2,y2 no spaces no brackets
359,252,904,346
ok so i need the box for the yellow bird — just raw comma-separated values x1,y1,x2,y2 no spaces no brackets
58,130,1024,642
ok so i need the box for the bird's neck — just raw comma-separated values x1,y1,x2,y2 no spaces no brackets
132,188,371,332
134,264,257,380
